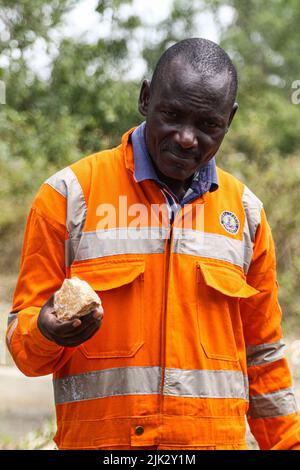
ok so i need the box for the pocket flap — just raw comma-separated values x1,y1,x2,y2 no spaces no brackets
198,262,259,298
70,260,145,291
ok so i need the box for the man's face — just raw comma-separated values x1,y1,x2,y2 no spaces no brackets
138,58,238,182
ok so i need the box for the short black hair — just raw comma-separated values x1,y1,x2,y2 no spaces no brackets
150,38,238,104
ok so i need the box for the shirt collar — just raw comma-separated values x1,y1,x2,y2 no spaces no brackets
131,122,159,183
131,121,219,200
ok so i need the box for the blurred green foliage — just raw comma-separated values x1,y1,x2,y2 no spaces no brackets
0,0,300,330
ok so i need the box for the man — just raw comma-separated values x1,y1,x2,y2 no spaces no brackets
6,38,300,450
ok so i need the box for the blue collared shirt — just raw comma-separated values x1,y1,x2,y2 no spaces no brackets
131,122,219,222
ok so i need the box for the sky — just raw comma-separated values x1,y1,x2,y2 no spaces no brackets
62,0,223,42
63,0,175,39
14,0,235,80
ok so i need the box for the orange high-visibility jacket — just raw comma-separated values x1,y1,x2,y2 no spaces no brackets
6,128,300,450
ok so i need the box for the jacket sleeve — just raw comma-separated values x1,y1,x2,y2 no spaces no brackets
6,182,76,376
241,207,300,449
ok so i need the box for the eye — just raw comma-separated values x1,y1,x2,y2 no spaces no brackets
202,120,218,128
162,110,177,119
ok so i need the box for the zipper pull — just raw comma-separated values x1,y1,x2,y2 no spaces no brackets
196,264,201,283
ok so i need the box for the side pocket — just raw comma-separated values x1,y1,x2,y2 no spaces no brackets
70,258,145,359
197,262,259,362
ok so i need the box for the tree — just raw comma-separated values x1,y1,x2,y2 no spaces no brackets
0,0,77,270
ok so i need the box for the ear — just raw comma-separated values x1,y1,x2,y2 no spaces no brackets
138,80,151,116
226,102,239,131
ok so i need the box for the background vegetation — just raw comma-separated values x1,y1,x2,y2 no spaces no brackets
1,0,300,332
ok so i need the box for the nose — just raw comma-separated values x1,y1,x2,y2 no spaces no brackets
174,126,198,149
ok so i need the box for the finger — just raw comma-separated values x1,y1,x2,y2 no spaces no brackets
71,307,104,329
38,315,77,342
54,321,101,347
50,314,94,335
92,306,104,318
56,316,103,339
45,308,103,339
70,324,101,346
66,310,103,332
64,306,104,327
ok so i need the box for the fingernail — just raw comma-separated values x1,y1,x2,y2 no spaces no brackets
93,311,102,320
72,319,81,327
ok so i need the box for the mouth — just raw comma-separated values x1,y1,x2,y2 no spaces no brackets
163,150,198,168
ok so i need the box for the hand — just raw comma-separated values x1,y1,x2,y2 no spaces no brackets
37,294,104,347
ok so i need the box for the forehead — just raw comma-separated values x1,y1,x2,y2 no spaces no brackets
152,59,232,113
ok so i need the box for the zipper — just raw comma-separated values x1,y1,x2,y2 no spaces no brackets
159,221,172,398
151,183,179,435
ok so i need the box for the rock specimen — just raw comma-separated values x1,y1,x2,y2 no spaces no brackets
54,277,101,321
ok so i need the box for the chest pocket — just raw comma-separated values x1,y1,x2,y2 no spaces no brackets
197,262,259,362
70,258,145,359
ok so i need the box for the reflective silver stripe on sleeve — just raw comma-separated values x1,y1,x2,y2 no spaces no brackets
242,186,262,273
7,312,18,328
248,388,297,419
45,167,71,198
242,186,263,243
46,167,87,265
53,366,162,404
7,318,18,347
172,228,247,271
65,227,168,266
164,368,248,400
246,340,286,367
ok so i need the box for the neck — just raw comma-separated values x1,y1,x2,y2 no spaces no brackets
155,166,193,200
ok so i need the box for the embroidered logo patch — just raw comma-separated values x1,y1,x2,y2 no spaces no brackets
220,211,240,235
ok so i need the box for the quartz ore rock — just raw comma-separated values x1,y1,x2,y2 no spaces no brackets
54,277,101,321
